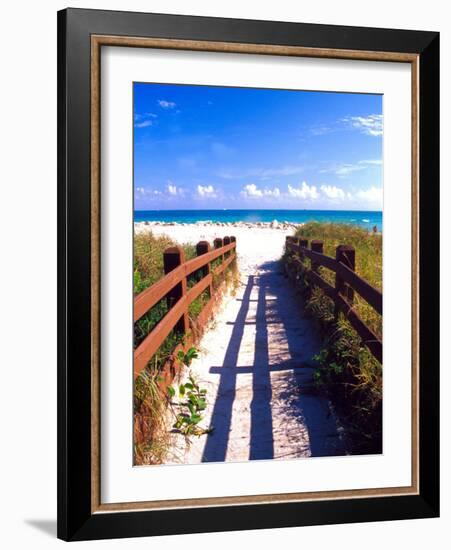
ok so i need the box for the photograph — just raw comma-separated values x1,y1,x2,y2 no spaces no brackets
132,82,383,466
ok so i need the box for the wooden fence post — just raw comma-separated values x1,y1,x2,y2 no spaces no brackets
285,235,298,253
285,236,292,252
196,240,212,298
213,237,224,284
163,246,189,334
223,236,231,259
298,238,308,260
230,236,236,261
311,240,323,272
335,244,356,317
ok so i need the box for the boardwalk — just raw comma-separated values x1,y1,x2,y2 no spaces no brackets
166,234,346,464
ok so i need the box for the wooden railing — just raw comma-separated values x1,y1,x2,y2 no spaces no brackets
285,236,382,363
134,236,237,378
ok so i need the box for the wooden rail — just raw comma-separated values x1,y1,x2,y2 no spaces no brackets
134,236,237,378
285,236,382,363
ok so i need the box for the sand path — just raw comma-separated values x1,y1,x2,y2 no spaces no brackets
139,224,346,463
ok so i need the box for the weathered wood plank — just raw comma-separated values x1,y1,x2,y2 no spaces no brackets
184,242,235,276
134,265,184,322
301,247,338,272
336,263,382,315
186,273,213,303
335,294,382,363
134,242,236,321
134,295,188,377
134,274,214,377
306,270,335,298
213,252,236,276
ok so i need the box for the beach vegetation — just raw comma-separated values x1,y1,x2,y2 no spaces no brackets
285,222,382,454
167,348,212,437
133,361,170,465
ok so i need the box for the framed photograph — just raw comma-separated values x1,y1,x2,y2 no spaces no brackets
57,8,439,541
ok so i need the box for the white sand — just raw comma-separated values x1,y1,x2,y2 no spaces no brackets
134,221,296,273
135,222,345,464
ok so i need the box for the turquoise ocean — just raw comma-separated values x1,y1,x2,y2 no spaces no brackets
134,210,382,230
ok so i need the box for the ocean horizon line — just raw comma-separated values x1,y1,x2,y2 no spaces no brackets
134,209,382,229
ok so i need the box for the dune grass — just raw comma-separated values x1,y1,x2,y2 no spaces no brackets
296,222,382,338
285,222,383,454
133,232,210,347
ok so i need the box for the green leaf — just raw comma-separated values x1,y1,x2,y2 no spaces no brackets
186,347,199,363
167,386,175,398
188,394,198,406
179,384,185,397
197,399,207,410
184,383,194,390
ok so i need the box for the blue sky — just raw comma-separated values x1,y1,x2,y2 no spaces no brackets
134,83,382,211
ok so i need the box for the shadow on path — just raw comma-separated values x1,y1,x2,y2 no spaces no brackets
249,276,273,460
202,260,344,463
202,275,255,462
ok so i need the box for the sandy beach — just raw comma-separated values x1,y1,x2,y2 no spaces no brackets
134,221,299,274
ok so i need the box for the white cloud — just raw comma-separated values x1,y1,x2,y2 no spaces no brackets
334,164,366,177
134,112,157,128
320,185,346,200
361,159,382,166
241,183,263,197
321,159,382,178
343,114,383,137
356,186,383,203
135,187,162,198
158,99,176,109
197,184,217,198
241,183,280,198
264,187,280,197
134,120,154,128
167,183,178,196
288,181,320,200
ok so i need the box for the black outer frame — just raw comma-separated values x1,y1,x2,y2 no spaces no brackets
57,8,439,542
